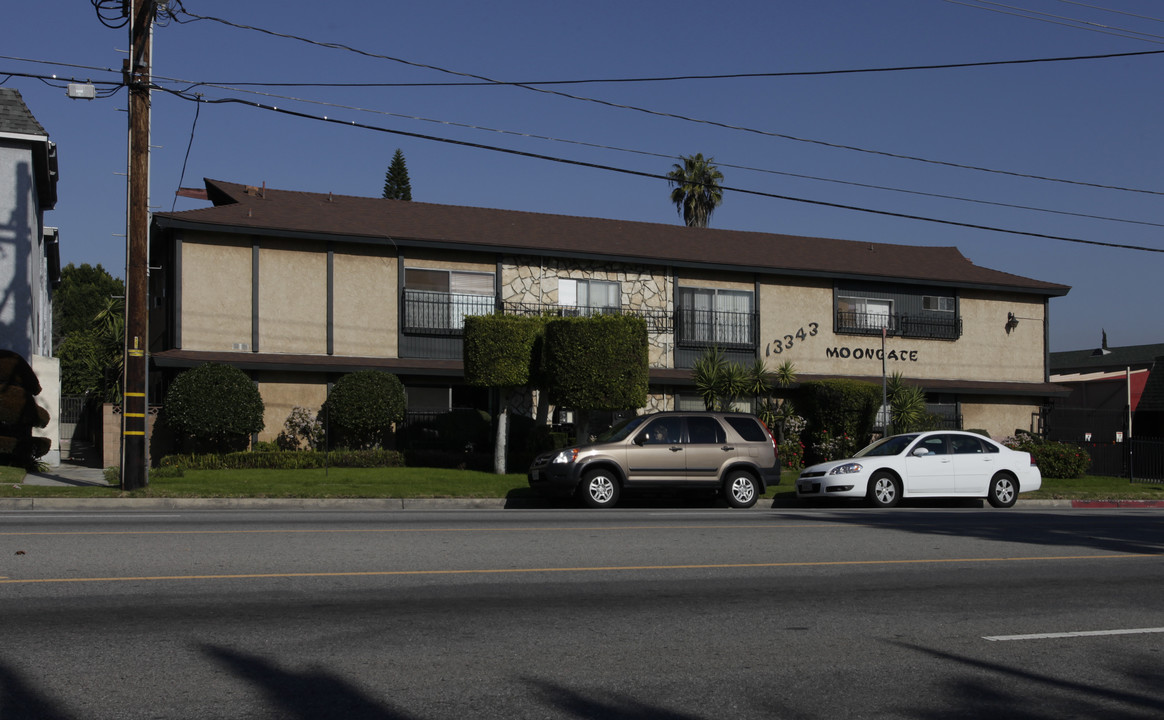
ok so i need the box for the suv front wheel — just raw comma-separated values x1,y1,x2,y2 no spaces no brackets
579,468,621,508
724,471,759,509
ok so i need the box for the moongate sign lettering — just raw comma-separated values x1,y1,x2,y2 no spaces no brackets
826,347,920,362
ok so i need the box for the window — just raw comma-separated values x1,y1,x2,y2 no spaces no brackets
687,417,727,444
677,287,755,347
914,435,948,455
403,268,494,334
923,296,955,312
837,296,894,333
724,416,766,442
559,278,620,315
641,417,683,444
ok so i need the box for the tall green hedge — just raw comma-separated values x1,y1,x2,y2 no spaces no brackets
542,314,648,411
163,363,265,453
796,378,881,461
463,315,545,387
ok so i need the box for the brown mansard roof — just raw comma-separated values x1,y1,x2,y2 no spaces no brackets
155,179,1069,296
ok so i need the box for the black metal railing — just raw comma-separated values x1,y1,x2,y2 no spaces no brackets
502,301,675,334
900,315,962,340
836,311,961,340
675,307,757,350
402,289,495,336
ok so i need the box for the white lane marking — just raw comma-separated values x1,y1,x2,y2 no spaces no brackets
985,627,1164,641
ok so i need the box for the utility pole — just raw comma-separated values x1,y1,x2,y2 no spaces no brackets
121,0,155,490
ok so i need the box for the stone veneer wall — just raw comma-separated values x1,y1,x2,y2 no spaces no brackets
500,256,674,369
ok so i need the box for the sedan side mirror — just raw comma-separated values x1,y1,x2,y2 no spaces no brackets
912,447,931,457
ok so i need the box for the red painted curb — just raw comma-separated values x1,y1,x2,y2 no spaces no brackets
1071,500,1164,508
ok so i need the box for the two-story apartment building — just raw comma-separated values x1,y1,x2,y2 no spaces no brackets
150,179,1070,442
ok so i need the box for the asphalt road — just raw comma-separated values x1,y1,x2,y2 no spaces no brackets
1,507,1161,719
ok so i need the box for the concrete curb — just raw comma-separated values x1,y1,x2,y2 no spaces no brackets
0,497,1159,511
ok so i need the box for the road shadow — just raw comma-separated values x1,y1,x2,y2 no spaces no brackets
0,662,75,720
523,677,707,719
883,640,1164,719
201,645,417,720
768,507,1164,555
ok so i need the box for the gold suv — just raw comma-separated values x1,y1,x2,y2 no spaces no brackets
527,412,780,508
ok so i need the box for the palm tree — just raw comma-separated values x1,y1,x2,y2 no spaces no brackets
667,153,724,228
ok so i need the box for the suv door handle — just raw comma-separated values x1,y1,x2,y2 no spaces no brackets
670,446,683,452
721,445,735,451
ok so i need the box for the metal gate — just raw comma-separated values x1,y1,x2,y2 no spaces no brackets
1080,439,1164,484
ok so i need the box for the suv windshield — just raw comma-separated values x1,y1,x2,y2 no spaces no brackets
854,434,920,458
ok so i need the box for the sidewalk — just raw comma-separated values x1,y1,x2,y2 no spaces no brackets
9,463,1164,509
22,462,109,487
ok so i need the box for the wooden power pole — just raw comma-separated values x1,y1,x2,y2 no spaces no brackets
121,0,155,490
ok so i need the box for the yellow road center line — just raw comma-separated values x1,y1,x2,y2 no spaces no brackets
0,553,1154,585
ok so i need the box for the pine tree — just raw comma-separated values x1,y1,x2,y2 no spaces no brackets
383,148,413,201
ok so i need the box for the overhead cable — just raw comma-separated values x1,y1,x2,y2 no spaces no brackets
167,7,1164,197
154,86,1164,255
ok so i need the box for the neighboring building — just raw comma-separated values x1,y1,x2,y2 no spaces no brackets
0,88,61,465
1050,338,1164,441
150,179,1070,443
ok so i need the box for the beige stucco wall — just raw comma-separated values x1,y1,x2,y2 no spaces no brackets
334,247,397,357
181,233,252,351
676,269,753,292
756,280,1047,384
405,249,495,273
259,239,327,354
961,397,1042,440
255,372,329,443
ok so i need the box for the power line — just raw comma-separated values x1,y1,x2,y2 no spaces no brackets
161,48,1164,88
155,76,1164,230
1052,0,1164,25
6,62,1160,228
942,0,1164,42
166,7,1164,197
155,85,1164,255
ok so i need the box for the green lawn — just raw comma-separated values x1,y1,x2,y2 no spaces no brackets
1,466,1161,501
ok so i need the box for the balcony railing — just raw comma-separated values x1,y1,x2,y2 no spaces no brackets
836,311,961,340
900,315,962,340
675,307,757,350
502,301,675,334
402,289,495,336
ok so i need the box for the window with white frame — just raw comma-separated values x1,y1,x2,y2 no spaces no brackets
837,296,894,332
558,278,620,315
678,287,755,347
923,295,955,312
403,268,494,334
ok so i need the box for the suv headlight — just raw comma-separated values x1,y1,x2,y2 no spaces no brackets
552,449,579,464
829,463,863,475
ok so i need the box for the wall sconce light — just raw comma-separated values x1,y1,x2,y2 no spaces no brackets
1005,312,1019,334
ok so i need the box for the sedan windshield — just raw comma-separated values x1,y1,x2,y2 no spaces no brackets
854,434,920,458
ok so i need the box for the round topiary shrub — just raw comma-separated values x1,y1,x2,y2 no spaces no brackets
163,363,265,453
321,371,406,450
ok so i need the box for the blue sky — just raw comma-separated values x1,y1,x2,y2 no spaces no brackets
6,1,1163,352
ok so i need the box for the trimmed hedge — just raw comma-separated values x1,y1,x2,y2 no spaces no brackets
796,378,881,464
164,363,264,452
321,370,406,450
159,449,405,471
542,314,648,411
1005,436,1090,479
463,314,545,387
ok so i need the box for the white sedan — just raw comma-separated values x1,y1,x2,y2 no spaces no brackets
796,431,1041,508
